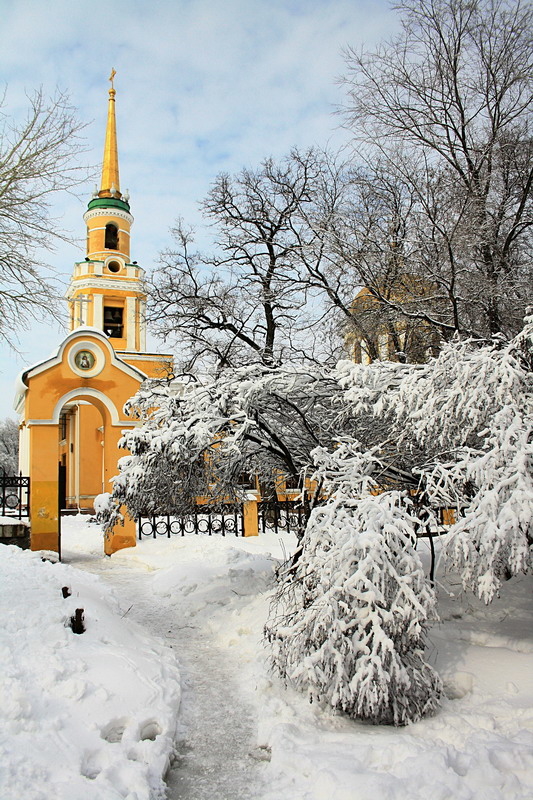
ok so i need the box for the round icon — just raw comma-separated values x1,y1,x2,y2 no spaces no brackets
74,350,95,371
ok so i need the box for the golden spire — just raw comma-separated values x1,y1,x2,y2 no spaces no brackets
99,69,121,198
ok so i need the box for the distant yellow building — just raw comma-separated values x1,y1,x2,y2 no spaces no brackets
15,74,172,555
347,279,441,365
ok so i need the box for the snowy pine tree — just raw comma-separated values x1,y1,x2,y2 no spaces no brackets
266,444,442,726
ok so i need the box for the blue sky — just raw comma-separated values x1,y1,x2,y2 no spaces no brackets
0,0,397,419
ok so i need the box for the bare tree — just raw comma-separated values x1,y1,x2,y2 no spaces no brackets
340,0,533,340
303,162,445,361
148,149,353,370
0,88,88,347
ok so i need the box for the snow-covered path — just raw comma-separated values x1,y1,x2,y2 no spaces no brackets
165,632,262,800
61,523,270,800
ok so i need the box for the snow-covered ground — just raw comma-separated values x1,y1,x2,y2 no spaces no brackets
0,531,180,800
1,518,532,799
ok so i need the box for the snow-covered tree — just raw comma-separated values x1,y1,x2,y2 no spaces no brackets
106,365,344,525
266,443,442,726
265,318,531,724
336,315,533,602
0,418,19,475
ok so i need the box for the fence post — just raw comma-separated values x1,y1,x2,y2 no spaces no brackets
243,494,259,537
104,506,137,555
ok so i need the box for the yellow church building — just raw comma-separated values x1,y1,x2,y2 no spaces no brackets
14,74,172,555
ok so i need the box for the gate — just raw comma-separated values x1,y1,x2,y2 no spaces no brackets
258,498,309,537
138,504,244,540
0,472,30,519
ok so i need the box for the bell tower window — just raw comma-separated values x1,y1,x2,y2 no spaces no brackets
105,223,119,250
103,306,123,338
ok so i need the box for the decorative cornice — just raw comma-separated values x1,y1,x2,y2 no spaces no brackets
117,351,174,361
84,206,133,225
65,277,145,298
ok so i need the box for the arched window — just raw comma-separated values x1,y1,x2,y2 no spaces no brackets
104,223,119,250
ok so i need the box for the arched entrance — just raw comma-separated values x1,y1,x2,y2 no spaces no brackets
15,329,145,555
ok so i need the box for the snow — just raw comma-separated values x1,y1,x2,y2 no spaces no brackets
0,535,181,800
2,518,533,799
0,516,29,526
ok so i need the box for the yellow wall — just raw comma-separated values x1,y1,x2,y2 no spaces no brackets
22,331,144,552
29,425,60,552
86,211,131,261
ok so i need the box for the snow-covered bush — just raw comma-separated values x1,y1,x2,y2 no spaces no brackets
93,492,121,531
266,320,531,724
266,444,442,726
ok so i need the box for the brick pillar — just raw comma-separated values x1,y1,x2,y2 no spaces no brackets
104,508,136,555
102,425,136,555
29,424,59,552
243,496,259,537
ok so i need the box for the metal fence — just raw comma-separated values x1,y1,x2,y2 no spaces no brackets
138,504,244,539
0,472,30,519
258,498,309,537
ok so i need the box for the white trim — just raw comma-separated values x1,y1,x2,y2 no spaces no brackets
118,350,173,362
18,425,30,475
65,277,144,297
52,389,123,426
140,299,147,350
93,293,104,328
26,413,138,428
84,208,133,225
126,296,136,349
74,407,80,505
86,250,131,260
21,328,147,382
89,227,130,236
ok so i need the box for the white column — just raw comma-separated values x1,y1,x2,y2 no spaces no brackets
18,424,30,475
140,300,147,351
126,296,136,350
93,293,104,331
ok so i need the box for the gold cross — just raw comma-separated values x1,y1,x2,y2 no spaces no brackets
109,68,116,88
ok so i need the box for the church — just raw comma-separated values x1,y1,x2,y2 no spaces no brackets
14,74,172,555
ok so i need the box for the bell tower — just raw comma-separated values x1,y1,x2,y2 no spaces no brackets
16,71,173,555
66,71,149,357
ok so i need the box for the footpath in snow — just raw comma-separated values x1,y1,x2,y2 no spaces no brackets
1,516,533,800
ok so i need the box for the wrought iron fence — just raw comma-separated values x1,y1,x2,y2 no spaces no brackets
0,472,30,519
138,504,244,540
258,498,309,537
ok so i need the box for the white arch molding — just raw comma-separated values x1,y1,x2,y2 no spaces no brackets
45,387,133,427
